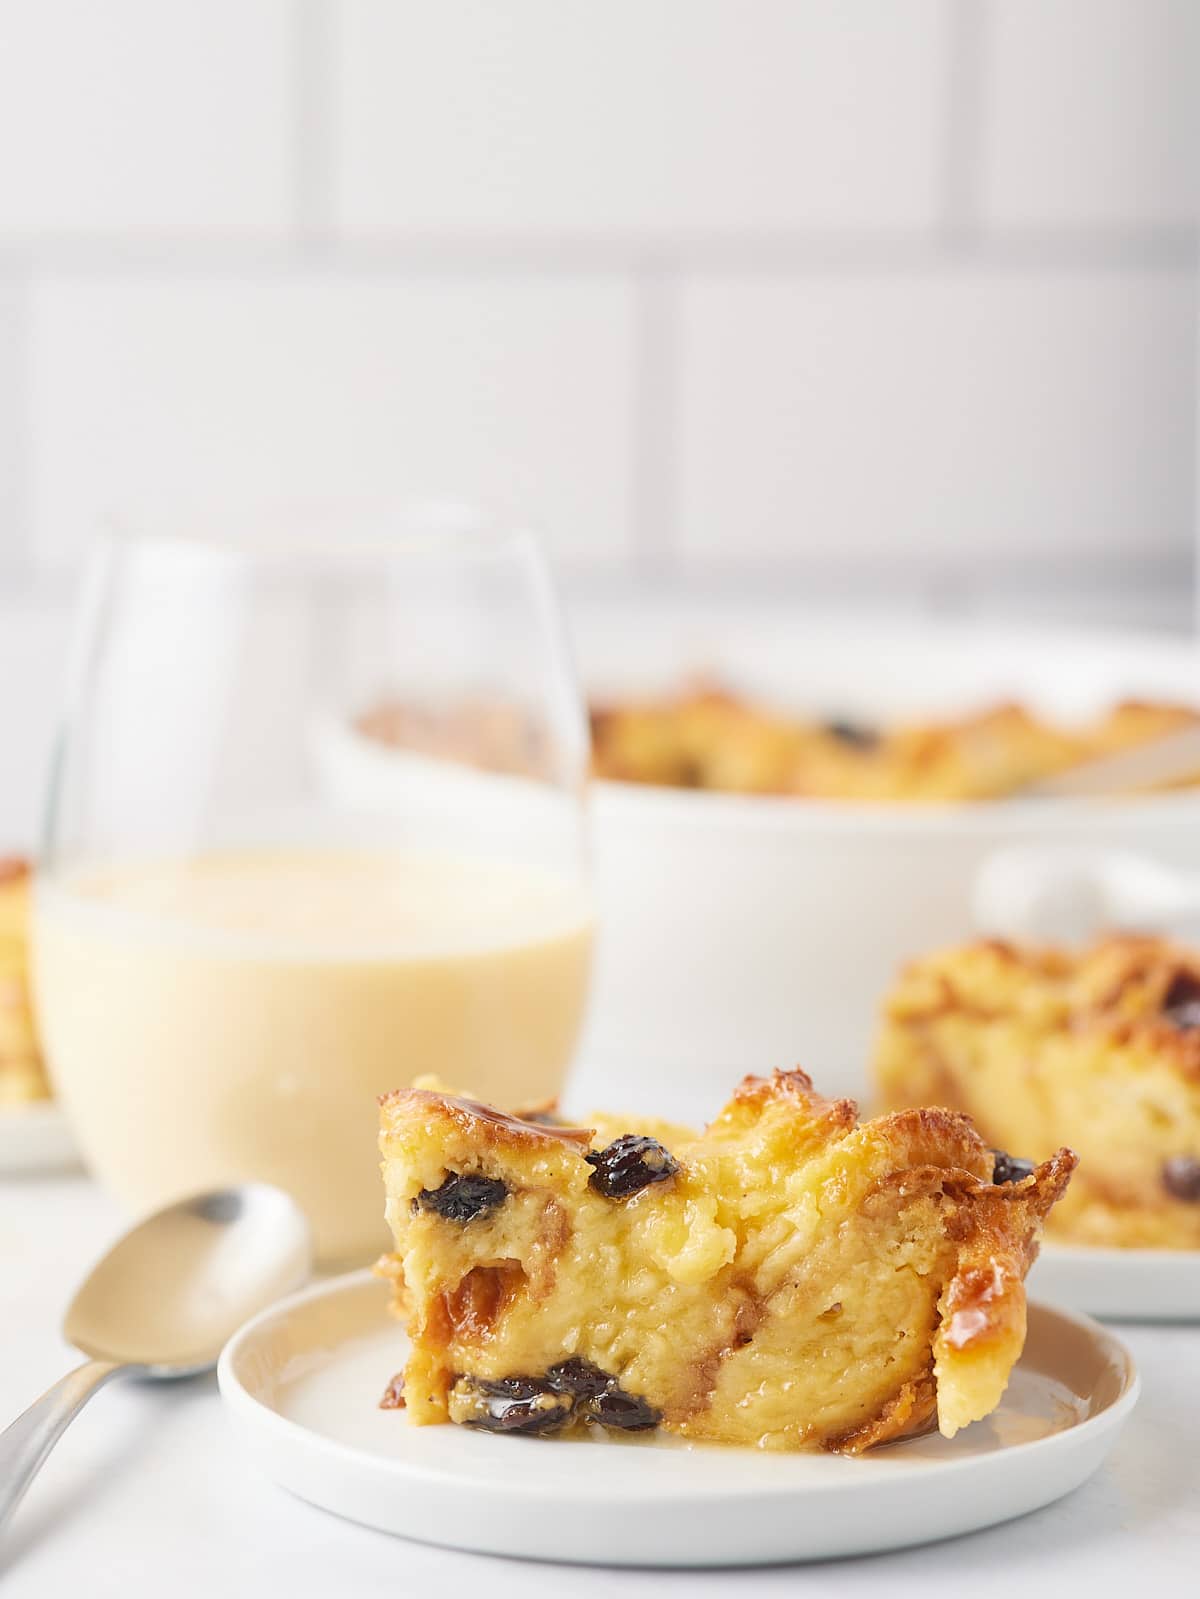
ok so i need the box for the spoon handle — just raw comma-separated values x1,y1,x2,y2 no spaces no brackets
0,1360,122,1534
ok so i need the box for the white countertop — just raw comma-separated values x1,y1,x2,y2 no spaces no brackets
2,1171,1198,1598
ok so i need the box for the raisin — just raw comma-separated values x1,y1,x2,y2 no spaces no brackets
1163,1155,1200,1201
585,1135,679,1199
416,1172,507,1222
378,1372,406,1410
991,1148,1035,1185
1162,971,1200,1030
452,1376,574,1434
589,1388,660,1431
822,719,880,751
546,1358,612,1400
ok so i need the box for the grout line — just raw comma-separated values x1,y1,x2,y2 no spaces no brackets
0,265,34,580
940,0,986,243
3,554,1192,634
0,229,1194,279
600,548,1194,596
629,268,678,574
549,550,1196,601
291,0,334,249
548,569,1198,634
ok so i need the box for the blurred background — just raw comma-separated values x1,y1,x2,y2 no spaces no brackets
0,0,1196,843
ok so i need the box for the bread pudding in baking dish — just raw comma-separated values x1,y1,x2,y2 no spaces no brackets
356,687,1200,803
377,1070,1073,1452
875,937,1200,1249
589,688,1200,802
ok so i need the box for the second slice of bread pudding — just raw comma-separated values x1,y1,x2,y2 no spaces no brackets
378,1070,1073,1452
0,860,49,1107
876,937,1200,1249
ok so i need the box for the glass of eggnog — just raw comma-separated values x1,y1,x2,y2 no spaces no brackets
33,511,593,1265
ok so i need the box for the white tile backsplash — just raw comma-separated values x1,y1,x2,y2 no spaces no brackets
979,0,1200,230
28,273,636,566
0,0,291,234
676,270,1197,570
331,0,950,235
0,3,1191,628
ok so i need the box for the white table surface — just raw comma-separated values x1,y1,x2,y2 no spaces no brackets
2,1169,1198,1598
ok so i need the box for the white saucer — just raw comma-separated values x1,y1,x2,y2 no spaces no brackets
218,1271,1139,1567
1030,1240,1200,1322
0,1101,80,1174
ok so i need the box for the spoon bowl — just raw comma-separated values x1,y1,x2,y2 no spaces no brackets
0,1183,311,1536
65,1185,313,1374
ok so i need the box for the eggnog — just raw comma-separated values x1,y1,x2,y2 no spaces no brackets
33,850,592,1262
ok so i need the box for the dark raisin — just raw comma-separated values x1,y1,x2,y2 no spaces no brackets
585,1135,679,1199
1162,971,1200,1030
822,718,880,751
991,1148,1036,1185
416,1172,507,1222
378,1372,406,1410
453,1376,574,1434
589,1388,660,1431
1163,1155,1200,1202
545,1358,612,1400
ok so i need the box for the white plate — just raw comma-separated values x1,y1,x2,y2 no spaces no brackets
1031,1241,1200,1322
0,1101,80,1174
218,1270,1139,1567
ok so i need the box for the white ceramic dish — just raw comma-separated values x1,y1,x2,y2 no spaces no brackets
576,612,1200,1114
219,1270,1139,1568
318,611,1200,1117
1031,1241,1200,1323
0,1101,79,1174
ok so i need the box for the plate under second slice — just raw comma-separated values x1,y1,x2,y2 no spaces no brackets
1029,1240,1200,1322
218,1270,1138,1568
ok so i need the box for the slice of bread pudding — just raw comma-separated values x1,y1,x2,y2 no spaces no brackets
0,860,50,1107
377,1069,1073,1452
876,937,1200,1250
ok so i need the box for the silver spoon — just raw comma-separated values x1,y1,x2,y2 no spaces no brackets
0,1183,311,1534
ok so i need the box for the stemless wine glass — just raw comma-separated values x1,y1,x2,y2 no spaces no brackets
32,508,592,1265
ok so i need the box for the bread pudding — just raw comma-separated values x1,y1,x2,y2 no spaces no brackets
0,860,49,1107
377,1070,1073,1452
589,687,1200,801
355,686,1199,803
875,937,1200,1248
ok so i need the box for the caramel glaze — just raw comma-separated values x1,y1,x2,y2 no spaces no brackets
378,1086,596,1149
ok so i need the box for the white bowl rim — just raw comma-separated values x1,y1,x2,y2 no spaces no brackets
591,777,1200,834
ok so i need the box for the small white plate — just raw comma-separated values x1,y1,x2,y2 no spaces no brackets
218,1271,1139,1567
0,1101,80,1174
1031,1241,1200,1322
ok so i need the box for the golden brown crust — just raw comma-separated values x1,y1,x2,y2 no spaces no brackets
826,1371,938,1454
379,1086,595,1150
890,936,1200,1078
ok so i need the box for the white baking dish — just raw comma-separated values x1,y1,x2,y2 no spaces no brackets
320,609,1200,1122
